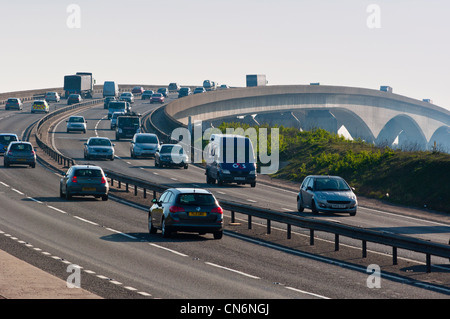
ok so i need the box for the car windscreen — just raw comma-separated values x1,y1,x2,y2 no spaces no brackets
136,135,158,144
89,139,111,146
177,193,216,206
10,143,32,151
74,169,103,177
118,117,140,126
314,178,350,191
160,145,183,154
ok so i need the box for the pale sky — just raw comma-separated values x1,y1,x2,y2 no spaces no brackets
1,0,449,110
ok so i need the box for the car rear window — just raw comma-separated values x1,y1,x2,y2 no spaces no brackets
74,169,103,177
10,143,32,151
69,117,84,122
0,135,18,143
177,193,216,206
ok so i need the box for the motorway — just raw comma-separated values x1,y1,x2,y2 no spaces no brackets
0,94,449,299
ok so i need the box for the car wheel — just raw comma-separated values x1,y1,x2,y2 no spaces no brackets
59,186,64,198
250,182,256,188
30,163,36,168
65,190,72,200
4,160,9,167
161,219,171,238
349,211,356,216
102,194,108,201
213,231,223,240
297,196,304,212
148,213,157,234
311,200,318,214
184,164,188,169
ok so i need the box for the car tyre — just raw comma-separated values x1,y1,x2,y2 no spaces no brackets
102,194,108,201
297,196,304,212
161,219,171,238
311,200,318,214
213,231,223,240
148,213,157,234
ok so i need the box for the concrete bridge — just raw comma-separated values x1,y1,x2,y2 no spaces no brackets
165,85,450,152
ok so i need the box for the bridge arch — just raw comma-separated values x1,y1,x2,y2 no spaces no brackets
375,114,427,150
428,126,450,152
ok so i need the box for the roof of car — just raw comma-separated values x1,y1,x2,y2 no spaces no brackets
71,164,103,170
168,188,212,195
0,133,18,136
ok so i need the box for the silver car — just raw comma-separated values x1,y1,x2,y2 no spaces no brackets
66,115,87,133
119,92,134,104
110,111,125,130
297,175,357,216
130,133,159,158
60,165,109,200
84,137,115,161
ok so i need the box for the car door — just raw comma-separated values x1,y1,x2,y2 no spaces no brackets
61,168,72,194
302,177,314,208
152,191,169,228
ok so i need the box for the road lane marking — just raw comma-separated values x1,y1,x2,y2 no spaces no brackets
105,227,138,240
48,205,67,214
285,286,330,299
74,216,99,226
149,243,188,257
205,262,260,279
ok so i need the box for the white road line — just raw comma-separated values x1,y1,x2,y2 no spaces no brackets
285,286,330,299
105,227,138,240
247,199,257,203
73,216,99,226
47,206,67,214
28,197,43,204
11,188,24,195
0,181,10,187
205,262,260,279
149,243,188,257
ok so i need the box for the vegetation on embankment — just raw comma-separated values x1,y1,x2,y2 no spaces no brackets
216,123,450,213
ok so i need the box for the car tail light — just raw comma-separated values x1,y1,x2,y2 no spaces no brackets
211,206,223,214
101,177,106,184
71,176,77,183
169,206,185,213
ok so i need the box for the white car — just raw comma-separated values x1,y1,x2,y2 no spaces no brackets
45,92,60,102
66,115,87,133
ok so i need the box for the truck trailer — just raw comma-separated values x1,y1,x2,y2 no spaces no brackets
246,74,267,87
63,72,94,98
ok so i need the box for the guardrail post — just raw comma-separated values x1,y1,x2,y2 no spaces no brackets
393,247,397,265
248,215,252,229
287,224,291,239
362,240,367,258
310,229,314,245
231,211,235,223
426,254,431,273
134,185,137,196
335,234,339,251
143,188,147,199
267,219,271,234
126,183,129,192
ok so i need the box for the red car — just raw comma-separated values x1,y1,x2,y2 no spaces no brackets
132,86,144,94
150,93,165,104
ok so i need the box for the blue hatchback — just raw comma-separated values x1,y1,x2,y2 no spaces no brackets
0,133,19,155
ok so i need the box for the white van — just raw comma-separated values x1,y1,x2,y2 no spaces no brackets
205,134,257,187
103,81,119,98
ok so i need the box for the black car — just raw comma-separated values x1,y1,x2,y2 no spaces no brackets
155,144,189,169
148,188,223,239
157,87,169,97
4,141,36,168
178,87,191,98
67,94,82,105
104,96,117,109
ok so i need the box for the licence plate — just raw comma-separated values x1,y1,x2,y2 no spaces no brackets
234,177,246,181
17,158,27,161
189,212,207,217
82,187,96,191
332,204,346,208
